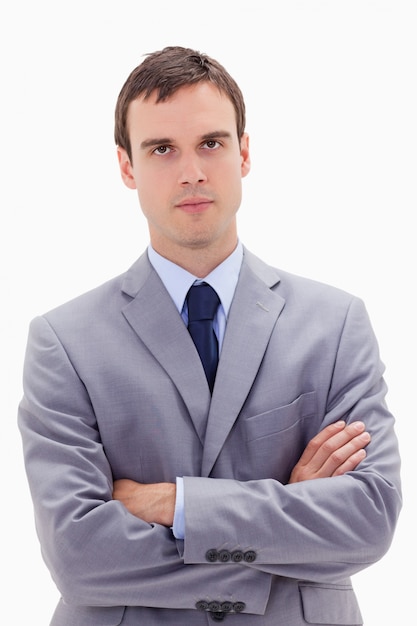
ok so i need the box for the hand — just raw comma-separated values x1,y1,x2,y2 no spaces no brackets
288,420,371,483
112,479,176,527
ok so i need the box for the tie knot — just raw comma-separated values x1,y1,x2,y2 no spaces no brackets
187,283,220,322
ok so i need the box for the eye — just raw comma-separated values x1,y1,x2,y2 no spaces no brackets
204,139,220,150
153,145,171,155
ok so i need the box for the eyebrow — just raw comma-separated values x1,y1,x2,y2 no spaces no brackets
140,137,172,150
140,130,233,150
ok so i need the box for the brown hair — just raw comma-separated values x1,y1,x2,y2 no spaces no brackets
114,46,246,162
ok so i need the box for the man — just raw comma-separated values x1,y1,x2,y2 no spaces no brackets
18,46,401,625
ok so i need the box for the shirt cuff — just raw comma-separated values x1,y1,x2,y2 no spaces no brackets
172,476,185,539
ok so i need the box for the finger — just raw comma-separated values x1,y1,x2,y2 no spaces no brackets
288,421,371,483
331,448,367,477
306,421,368,472
318,430,371,477
296,420,347,466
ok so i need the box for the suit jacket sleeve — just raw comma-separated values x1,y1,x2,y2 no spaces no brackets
182,296,402,581
18,315,271,612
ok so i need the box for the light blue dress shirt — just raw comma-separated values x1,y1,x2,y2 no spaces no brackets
147,242,243,539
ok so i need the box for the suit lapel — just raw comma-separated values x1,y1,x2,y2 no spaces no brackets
120,250,285,468
121,254,211,443
202,254,285,476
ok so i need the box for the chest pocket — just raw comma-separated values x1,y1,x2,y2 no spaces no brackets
237,391,317,482
245,391,317,442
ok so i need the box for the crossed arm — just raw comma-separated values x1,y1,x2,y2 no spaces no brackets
113,419,370,527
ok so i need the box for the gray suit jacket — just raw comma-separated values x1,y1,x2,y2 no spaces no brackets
18,248,401,625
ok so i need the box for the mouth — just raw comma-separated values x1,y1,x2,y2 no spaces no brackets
176,197,213,214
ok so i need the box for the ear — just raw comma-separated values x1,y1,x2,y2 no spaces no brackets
117,147,137,189
240,132,251,178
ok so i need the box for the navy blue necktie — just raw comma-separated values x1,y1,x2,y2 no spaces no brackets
186,282,220,393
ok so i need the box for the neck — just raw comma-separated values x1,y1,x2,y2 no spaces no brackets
151,239,238,278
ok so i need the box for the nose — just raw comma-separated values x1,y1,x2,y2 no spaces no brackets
178,153,207,185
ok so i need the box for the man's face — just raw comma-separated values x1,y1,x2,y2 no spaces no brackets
118,82,250,262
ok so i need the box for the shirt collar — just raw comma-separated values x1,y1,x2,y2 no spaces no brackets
147,242,243,316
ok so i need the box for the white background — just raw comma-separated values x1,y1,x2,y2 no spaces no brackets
1,1,415,623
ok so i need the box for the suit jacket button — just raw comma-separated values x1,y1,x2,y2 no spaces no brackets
208,601,221,612
233,601,246,613
210,612,225,621
244,550,256,562
205,549,218,562
231,550,244,562
196,600,208,611
221,601,233,612
218,549,231,562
